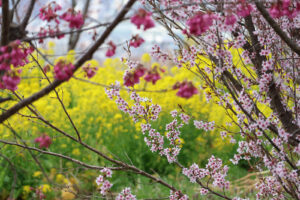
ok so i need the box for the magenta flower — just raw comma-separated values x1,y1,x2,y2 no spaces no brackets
269,4,281,18
144,73,161,84
236,1,253,17
173,81,198,99
34,134,52,149
225,14,237,26
53,60,75,81
134,65,146,78
129,35,145,48
106,41,116,57
1,73,21,91
143,65,164,85
123,72,139,87
39,2,61,24
61,9,84,29
131,9,155,30
123,65,146,87
268,1,299,19
186,12,215,36
83,64,98,79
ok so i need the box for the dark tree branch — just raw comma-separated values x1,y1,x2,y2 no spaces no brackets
20,0,35,30
0,0,137,124
0,97,12,104
1,0,10,45
244,15,300,146
255,1,300,57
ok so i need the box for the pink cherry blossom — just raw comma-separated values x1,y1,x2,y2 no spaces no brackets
123,71,139,87
144,65,163,84
53,60,75,81
1,71,21,91
95,168,113,196
131,9,155,30
106,41,116,57
39,2,61,23
236,1,253,17
173,81,198,99
169,191,188,200
116,188,136,200
225,14,237,26
83,64,98,79
186,12,215,35
144,72,161,84
129,35,145,48
34,134,52,149
268,1,300,19
60,9,84,29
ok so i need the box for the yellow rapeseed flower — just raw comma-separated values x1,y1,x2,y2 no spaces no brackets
23,185,31,194
72,148,80,156
33,171,42,178
40,184,51,193
141,53,151,63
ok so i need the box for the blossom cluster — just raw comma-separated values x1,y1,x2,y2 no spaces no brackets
34,134,52,149
106,85,191,163
116,188,136,200
95,168,113,196
0,40,33,91
193,120,215,132
169,190,188,200
38,2,83,43
53,60,75,81
131,8,155,31
269,0,300,19
123,63,164,87
105,8,154,57
82,64,98,79
173,81,198,99
183,155,229,193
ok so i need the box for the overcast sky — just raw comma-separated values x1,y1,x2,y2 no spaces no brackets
20,0,178,62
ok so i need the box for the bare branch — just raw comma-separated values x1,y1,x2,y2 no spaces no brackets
0,139,124,171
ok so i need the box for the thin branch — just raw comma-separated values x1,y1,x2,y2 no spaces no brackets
30,47,82,142
0,139,124,171
73,76,172,93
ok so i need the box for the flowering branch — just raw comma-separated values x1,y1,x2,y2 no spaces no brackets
255,1,300,57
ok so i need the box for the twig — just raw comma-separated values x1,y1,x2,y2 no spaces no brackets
0,139,125,171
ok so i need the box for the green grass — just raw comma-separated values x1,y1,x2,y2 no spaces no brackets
0,111,253,199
